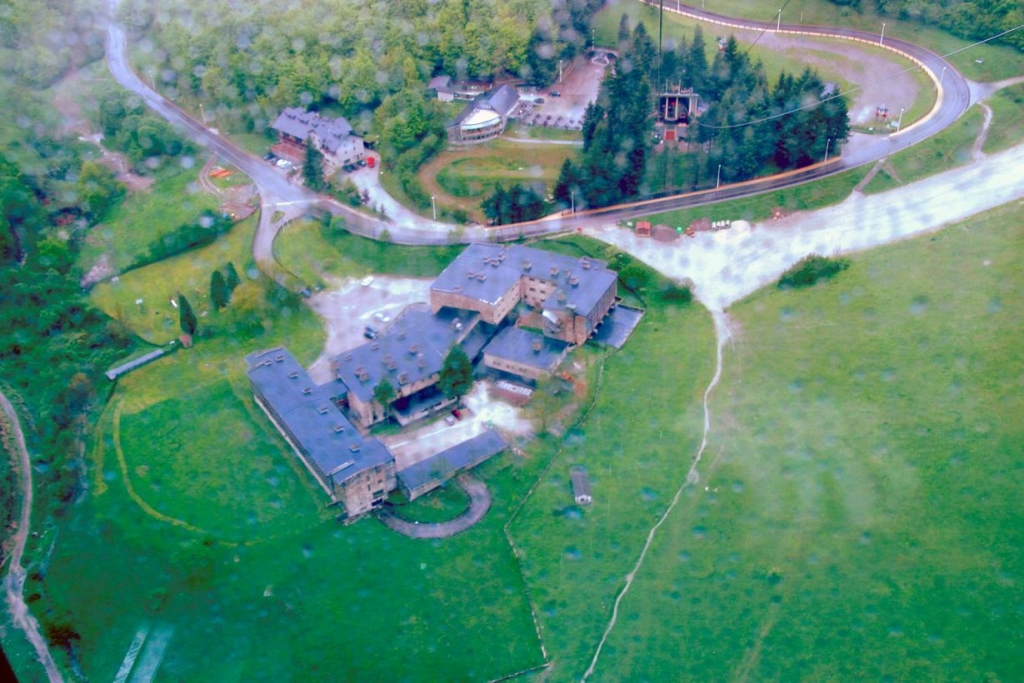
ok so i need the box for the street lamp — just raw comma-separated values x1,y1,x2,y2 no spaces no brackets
939,65,947,88
558,60,563,83
824,137,831,163
896,107,905,133
776,9,782,31
199,103,207,125
570,190,575,215
431,195,436,220
880,22,886,46
716,164,722,189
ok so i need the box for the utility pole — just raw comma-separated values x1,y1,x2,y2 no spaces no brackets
824,137,831,163
776,9,782,32
431,195,436,220
896,107,905,133
571,190,575,215
716,164,722,189
880,22,886,46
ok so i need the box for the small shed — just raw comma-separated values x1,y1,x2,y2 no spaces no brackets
635,221,652,237
570,466,592,505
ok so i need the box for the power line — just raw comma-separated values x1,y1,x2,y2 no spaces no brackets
694,20,1024,131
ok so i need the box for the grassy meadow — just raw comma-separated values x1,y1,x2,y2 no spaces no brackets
563,200,1024,680
983,84,1024,155
862,103,984,194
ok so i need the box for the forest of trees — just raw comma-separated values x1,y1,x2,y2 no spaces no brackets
831,0,1024,52
117,0,607,136
554,21,849,210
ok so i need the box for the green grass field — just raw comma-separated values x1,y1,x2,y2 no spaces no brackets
274,219,463,285
545,200,1024,680
862,103,984,194
982,84,1024,154
640,165,868,227
79,164,222,276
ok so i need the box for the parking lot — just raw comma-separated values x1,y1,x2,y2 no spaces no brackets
518,53,609,131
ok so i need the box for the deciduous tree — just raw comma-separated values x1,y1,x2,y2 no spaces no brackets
439,346,473,402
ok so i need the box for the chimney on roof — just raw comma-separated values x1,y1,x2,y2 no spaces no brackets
557,291,567,303
417,353,426,368
467,271,476,279
349,443,360,453
333,424,345,433
275,355,284,362
581,259,592,270
570,275,579,287
532,339,543,353
302,387,312,395
342,352,353,361
408,344,420,355
288,371,299,379
522,260,532,271
550,266,560,276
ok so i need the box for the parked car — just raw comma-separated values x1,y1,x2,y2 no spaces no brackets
363,326,378,339
451,408,462,420
360,275,373,286
550,90,560,97
444,415,456,426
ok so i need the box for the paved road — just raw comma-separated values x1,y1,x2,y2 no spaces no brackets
104,0,970,250
1,391,63,683
377,475,492,539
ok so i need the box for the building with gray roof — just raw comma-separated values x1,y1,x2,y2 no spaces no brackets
483,327,569,381
271,107,365,171
397,430,507,501
246,347,394,520
431,243,618,345
331,306,491,428
446,84,520,144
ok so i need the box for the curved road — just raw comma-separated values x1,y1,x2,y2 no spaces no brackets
377,475,492,539
103,0,972,254
1,391,63,683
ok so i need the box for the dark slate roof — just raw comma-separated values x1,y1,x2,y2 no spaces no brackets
485,84,520,118
483,327,568,372
430,243,522,305
270,107,359,154
246,348,391,485
332,307,479,404
432,243,617,320
428,75,452,90
448,84,519,127
397,429,507,493
570,466,591,497
589,305,645,349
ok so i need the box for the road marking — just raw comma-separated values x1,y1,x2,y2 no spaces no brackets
129,624,174,683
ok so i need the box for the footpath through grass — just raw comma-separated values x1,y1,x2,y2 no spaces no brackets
862,104,984,194
983,84,1024,154
581,201,1024,680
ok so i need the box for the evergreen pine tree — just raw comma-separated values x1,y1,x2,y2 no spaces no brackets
178,294,197,336
210,270,229,310
303,137,326,191
225,262,241,294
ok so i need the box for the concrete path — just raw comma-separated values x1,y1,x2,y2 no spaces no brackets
377,475,491,539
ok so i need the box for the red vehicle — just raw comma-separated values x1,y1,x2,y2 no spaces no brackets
367,156,375,168
451,408,462,420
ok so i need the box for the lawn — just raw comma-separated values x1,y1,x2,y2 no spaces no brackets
274,218,463,285
640,165,869,227
79,163,223,276
508,277,718,680
862,103,984,194
89,212,266,345
982,84,1024,154
573,200,1024,680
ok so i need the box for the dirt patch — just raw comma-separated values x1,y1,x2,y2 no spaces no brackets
748,33,922,128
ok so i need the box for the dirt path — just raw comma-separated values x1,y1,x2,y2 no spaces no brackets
0,391,63,683
377,474,491,539
972,102,994,160
581,309,732,681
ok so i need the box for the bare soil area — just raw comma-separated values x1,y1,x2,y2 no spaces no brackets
750,32,923,127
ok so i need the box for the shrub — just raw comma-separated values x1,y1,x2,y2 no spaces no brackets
778,254,850,289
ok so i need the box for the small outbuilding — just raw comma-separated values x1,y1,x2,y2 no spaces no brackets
570,466,592,505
